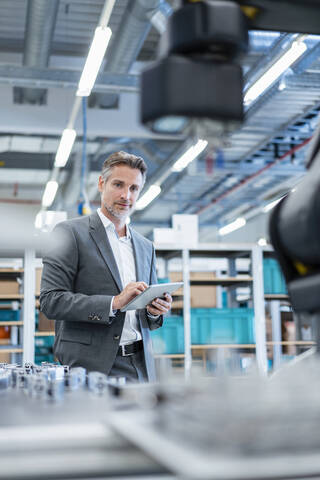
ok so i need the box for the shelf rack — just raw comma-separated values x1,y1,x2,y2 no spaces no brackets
34,331,55,337
0,294,24,300
155,242,267,378
0,248,37,364
0,321,23,326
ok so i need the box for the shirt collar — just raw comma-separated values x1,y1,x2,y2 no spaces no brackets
97,208,131,239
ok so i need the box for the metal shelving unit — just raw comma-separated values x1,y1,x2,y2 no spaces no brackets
0,248,36,364
155,242,268,377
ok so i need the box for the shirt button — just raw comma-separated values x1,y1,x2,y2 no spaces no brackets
113,334,120,340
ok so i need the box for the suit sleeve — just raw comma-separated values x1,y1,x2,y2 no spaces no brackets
40,223,115,326
145,246,163,331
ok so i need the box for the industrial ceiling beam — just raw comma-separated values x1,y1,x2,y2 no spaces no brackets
0,65,139,93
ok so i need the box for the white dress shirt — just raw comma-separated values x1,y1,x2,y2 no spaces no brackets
97,208,142,345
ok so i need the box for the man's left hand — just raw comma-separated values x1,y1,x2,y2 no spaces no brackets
146,293,172,316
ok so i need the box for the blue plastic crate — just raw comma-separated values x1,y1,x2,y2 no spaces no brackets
158,277,170,284
0,310,20,322
151,315,184,354
191,308,255,344
35,335,54,348
35,346,53,355
35,354,55,364
263,258,287,294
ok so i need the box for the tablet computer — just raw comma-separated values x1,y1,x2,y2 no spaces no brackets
120,282,183,312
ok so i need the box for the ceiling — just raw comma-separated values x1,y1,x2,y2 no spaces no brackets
0,0,319,242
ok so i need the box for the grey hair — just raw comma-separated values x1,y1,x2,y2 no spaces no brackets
101,151,147,187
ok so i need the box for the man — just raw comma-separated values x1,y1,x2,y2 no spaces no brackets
40,151,172,382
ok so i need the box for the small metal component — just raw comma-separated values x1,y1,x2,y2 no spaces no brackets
88,371,109,396
28,374,47,399
0,371,11,390
70,367,87,389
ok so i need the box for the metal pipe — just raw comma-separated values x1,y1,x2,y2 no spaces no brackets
17,0,59,104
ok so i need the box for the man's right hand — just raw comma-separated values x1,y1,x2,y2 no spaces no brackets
112,281,148,310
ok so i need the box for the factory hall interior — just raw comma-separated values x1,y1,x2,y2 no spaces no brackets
2,0,320,478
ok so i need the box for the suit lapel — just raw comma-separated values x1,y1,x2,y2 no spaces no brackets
130,228,148,284
89,212,123,292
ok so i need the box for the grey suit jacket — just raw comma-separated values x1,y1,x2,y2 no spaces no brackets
39,212,163,381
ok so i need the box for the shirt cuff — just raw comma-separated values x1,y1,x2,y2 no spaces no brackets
109,296,117,317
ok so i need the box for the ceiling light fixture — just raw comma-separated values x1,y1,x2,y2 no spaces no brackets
171,139,208,172
263,196,285,213
244,39,307,106
77,26,112,97
219,217,246,236
135,185,161,211
42,181,59,208
54,128,77,168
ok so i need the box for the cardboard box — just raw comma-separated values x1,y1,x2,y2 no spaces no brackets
282,320,296,355
169,271,216,308
170,271,216,282
0,338,10,363
38,311,55,332
0,352,10,363
153,228,180,244
0,280,20,295
172,214,198,246
35,268,42,296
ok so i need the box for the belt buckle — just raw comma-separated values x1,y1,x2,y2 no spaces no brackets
121,344,134,357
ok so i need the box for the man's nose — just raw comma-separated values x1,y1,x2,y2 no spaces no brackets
121,188,130,199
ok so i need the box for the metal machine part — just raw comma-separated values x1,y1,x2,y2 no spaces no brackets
141,1,248,137
0,362,169,479
269,138,320,349
110,353,320,480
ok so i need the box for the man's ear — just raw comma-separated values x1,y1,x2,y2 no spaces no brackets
98,175,104,193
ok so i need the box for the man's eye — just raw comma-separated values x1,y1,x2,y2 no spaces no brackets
131,186,138,191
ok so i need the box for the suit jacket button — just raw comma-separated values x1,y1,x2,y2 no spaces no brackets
114,335,120,340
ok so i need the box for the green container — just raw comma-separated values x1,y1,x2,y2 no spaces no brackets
0,310,20,322
191,308,255,344
151,315,184,354
263,258,287,294
35,354,55,364
35,346,53,355
35,335,54,348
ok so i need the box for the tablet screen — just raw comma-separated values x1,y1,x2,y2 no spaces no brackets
120,282,183,312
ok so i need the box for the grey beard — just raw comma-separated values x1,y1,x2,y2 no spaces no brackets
104,202,130,220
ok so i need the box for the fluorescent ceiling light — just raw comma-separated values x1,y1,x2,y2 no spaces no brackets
42,181,58,208
135,185,161,211
244,40,307,106
263,196,284,213
219,217,246,236
54,129,76,168
77,26,112,97
171,139,208,172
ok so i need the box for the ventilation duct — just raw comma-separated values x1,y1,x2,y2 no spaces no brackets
14,0,60,105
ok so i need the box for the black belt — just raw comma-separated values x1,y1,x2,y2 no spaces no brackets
117,340,143,357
